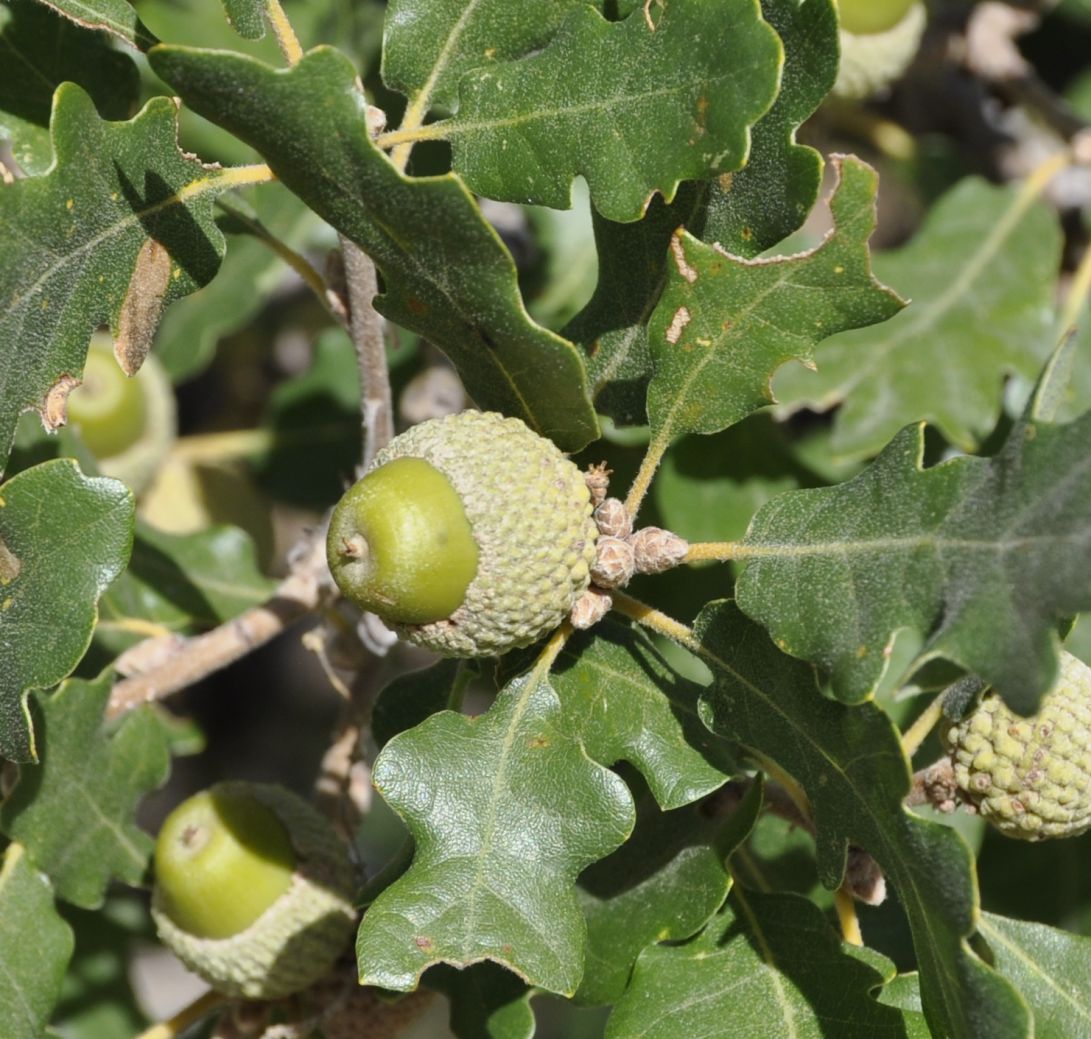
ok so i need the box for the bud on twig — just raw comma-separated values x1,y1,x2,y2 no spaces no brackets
584,462,612,507
594,497,632,539
570,586,613,629
591,536,635,589
630,527,689,574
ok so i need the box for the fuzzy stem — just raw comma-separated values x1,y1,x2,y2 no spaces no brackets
901,693,948,760
264,0,303,65
340,237,394,472
169,428,274,464
623,432,669,522
685,541,746,564
132,990,228,1039
834,887,865,946
1060,238,1091,337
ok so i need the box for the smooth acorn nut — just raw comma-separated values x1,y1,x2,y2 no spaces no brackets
942,652,1091,841
832,0,926,100
67,332,177,495
327,411,598,658
151,782,356,999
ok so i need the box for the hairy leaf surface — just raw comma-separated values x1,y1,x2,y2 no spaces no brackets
736,411,1091,711
149,45,599,451
0,844,74,1039
646,156,902,447
0,675,170,906
695,601,1030,1039
607,889,906,1037
0,460,133,761
0,85,233,473
357,661,634,993
774,178,1063,459
437,0,782,221
35,0,156,49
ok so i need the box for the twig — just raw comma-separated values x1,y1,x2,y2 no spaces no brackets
901,692,947,759
132,989,228,1039
107,533,329,719
685,541,745,564
1059,237,1091,336
834,887,865,946
264,0,303,65
623,433,669,522
905,756,959,813
340,237,394,473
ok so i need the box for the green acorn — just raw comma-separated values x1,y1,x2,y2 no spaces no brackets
327,410,598,657
151,782,356,999
833,0,926,100
67,332,176,495
943,652,1091,841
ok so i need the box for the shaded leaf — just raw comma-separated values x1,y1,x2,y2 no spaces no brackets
551,616,735,809
382,0,593,111
695,601,1030,1039
607,889,906,1038
0,843,74,1039
0,84,235,473
437,0,782,222
736,410,1091,711
977,912,1091,1039
701,0,839,257
426,962,535,1039
0,460,133,762
96,520,275,655
575,776,760,1006
36,0,157,49
875,973,933,1039
0,0,139,175
149,45,599,451
774,178,1064,460
357,659,635,994
0,673,170,907
372,659,469,751
646,155,903,448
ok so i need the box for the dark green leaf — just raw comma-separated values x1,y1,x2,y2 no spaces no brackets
0,1,139,175
0,674,170,907
35,0,156,49
221,0,265,39
0,85,234,474
0,843,74,1039
148,45,599,451
977,912,1091,1038
736,411,1091,712
382,0,593,111
436,0,782,221
575,776,760,1006
0,460,133,762
96,520,275,655
551,616,734,809
607,889,906,1037
701,0,839,257
426,962,535,1039
774,178,1064,459
695,601,1030,1039
357,659,635,994
646,155,903,448
372,659,469,751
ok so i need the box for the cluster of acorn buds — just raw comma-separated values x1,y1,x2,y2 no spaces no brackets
569,467,689,631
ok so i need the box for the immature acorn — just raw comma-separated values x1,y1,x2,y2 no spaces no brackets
66,332,176,495
942,652,1091,841
151,782,356,999
327,410,598,657
833,0,926,100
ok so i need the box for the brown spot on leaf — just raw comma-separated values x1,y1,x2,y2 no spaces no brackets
42,373,80,431
115,238,172,376
665,306,691,344
0,537,20,585
669,230,697,284
414,936,434,952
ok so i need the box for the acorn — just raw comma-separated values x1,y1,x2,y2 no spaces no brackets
327,410,598,657
833,0,926,100
151,782,356,999
66,332,176,495
942,652,1091,841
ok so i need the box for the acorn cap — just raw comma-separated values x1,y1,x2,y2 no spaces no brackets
151,782,356,999
833,2,926,100
943,652,1091,841
333,411,598,657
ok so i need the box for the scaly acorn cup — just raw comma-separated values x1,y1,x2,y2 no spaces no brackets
833,0,926,100
151,782,356,999
327,410,598,657
66,332,176,495
943,652,1091,841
